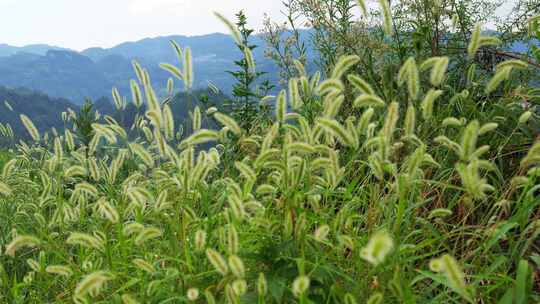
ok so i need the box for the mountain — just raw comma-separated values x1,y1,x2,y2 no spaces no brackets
510,40,539,53
0,50,113,103
0,43,70,57
0,31,532,106
81,33,241,63
0,32,316,104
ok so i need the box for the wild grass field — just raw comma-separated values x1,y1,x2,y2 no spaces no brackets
1,1,540,303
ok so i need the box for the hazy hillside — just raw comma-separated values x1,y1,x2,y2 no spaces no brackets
0,43,69,57
0,50,113,104
0,86,73,143
81,33,240,63
0,85,226,144
0,32,315,104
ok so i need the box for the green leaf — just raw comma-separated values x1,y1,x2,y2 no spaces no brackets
515,260,531,304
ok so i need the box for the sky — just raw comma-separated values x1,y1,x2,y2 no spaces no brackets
0,0,285,51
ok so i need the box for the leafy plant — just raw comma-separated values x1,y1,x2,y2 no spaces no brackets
72,98,98,148
224,10,273,133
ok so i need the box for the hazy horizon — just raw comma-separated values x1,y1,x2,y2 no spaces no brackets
0,0,285,51
0,31,263,52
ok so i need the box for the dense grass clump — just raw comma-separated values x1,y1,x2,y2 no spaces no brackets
1,11,540,304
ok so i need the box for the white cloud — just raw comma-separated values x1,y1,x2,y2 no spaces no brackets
129,0,188,15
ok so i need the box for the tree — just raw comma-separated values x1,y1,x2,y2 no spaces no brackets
73,98,98,149
224,10,273,133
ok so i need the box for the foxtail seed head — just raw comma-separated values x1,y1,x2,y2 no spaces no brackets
187,288,199,301
360,230,394,265
292,275,310,297
206,249,229,276
5,235,40,257
74,271,112,299
20,114,40,142
228,255,245,278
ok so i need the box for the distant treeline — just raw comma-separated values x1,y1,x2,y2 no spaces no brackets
0,86,227,146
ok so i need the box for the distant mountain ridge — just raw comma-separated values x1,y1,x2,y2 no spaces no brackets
0,32,314,104
0,43,70,57
0,50,113,102
0,30,532,106
81,33,239,63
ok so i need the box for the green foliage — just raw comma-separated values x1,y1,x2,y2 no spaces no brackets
73,99,98,148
